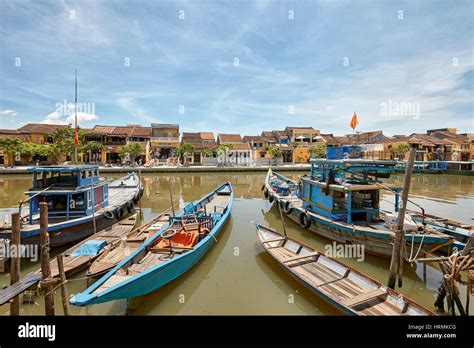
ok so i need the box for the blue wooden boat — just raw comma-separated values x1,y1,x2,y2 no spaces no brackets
70,182,233,306
0,165,143,247
255,223,434,315
264,158,457,258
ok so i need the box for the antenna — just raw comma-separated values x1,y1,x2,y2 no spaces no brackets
74,69,78,164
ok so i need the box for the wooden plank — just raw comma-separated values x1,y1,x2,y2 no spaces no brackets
263,237,286,244
340,287,387,307
283,252,319,263
0,274,42,305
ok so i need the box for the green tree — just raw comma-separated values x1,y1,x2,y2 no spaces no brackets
81,141,103,163
0,138,23,167
119,143,143,163
309,143,326,159
202,148,213,158
392,143,411,159
291,141,300,149
268,146,283,165
176,143,195,166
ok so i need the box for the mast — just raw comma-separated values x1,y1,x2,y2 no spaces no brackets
74,69,78,164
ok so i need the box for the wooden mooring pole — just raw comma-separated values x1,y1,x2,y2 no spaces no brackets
39,202,55,316
388,148,416,289
57,253,70,316
10,212,21,316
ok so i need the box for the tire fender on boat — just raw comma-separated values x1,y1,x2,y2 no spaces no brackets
268,194,274,203
115,206,125,220
299,212,311,229
126,201,134,213
133,193,140,205
104,210,114,220
263,188,269,199
282,200,292,214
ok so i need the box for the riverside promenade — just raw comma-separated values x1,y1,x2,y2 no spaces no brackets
0,164,311,174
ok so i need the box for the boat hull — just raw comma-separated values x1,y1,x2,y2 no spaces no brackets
264,170,452,258
282,205,448,258
70,182,233,306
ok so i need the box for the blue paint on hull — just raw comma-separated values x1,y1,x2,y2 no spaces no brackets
71,182,233,306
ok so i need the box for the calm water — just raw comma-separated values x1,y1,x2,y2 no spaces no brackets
0,172,472,315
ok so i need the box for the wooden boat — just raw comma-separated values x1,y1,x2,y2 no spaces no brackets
0,166,144,247
86,211,171,277
70,182,233,306
264,167,455,258
32,214,138,279
256,224,435,315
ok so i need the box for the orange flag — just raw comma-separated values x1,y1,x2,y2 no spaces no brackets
349,112,358,130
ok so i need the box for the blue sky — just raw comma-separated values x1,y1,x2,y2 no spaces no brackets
0,0,473,136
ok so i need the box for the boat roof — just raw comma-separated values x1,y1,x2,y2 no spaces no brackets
27,165,99,173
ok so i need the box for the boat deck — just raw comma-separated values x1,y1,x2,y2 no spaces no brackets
270,244,422,315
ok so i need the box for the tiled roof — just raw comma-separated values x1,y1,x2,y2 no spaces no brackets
430,131,471,144
91,125,151,137
199,132,215,140
182,132,215,141
229,143,250,151
218,133,243,143
18,123,69,133
320,134,341,146
0,129,30,140
243,135,265,143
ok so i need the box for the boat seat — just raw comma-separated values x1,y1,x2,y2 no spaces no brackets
340,287,387,307
155,230,199,249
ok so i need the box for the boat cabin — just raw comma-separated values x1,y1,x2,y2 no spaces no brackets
25,166,109,224
300,158,402,224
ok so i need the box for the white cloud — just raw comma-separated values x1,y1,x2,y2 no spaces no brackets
0,109,18,116
41,111,98,126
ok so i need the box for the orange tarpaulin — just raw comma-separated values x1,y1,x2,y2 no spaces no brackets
349,112,358,130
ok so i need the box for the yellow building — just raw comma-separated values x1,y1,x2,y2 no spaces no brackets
284,126,322,163
150,123,180,161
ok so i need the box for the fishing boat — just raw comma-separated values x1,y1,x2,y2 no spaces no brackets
32,214,137,279
394,160,474,176
0,165,143,247
70,182,233,306
256,224,435,315
263,157,459,258
87,210,171,277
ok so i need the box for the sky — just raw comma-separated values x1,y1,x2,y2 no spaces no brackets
0,0,473,136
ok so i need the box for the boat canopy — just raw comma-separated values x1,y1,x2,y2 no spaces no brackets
28,165,100,191
24,165,108,224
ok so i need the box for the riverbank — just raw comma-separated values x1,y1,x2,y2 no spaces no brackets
0,164,311,174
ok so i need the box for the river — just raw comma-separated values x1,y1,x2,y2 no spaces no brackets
0,172,472,315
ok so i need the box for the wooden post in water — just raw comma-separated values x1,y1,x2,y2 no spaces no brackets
278,201,287,238
138,169,143,219
10,212,21,316
57,253,70,316
388,148,416,289
169,178,175,217
39,202,55,316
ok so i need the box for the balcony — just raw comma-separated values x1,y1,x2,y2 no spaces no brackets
151,137,179,142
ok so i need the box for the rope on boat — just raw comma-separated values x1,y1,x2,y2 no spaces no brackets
405,233,425,263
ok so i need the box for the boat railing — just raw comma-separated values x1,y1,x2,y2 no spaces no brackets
18,186,53,223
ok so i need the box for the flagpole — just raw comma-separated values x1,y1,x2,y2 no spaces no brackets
74,69,78,164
